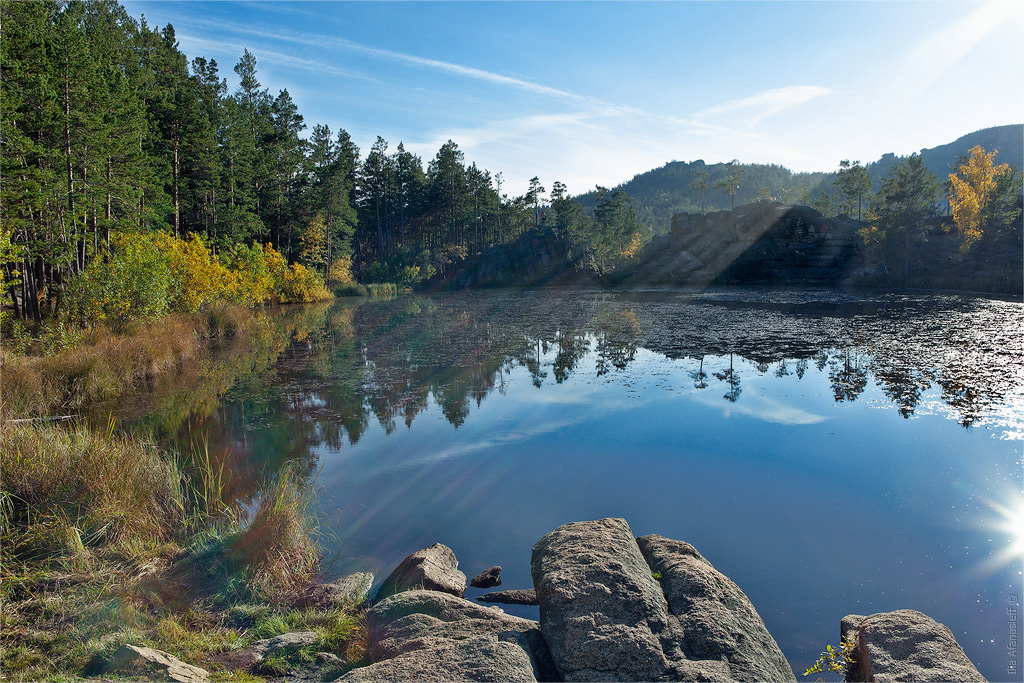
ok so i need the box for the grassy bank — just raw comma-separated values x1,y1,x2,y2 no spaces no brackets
0,420,367,682
1,305,367,681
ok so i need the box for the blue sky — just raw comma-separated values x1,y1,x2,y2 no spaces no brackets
122,0,1023,197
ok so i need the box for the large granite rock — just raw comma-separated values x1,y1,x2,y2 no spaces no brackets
615,202,867,288
374,543,467,601
338,589,557,682
430,227,596,290
636,534,795,682
530,517,732,681
842,610,986,682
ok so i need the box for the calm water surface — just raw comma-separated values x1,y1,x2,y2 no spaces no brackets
172,288,1023,680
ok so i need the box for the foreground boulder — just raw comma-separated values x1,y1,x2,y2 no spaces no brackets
842,610,986,682
338,590,557,682
532,518,794,682
470,566,503,588
637,534,794,682
374,543,467,600
532,518,729,681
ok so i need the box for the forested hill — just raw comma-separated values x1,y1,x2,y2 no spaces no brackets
579,124,1024,233
867,124,1023,189
576,162,832,232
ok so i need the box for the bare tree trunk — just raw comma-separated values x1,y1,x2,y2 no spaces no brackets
172,139,180,238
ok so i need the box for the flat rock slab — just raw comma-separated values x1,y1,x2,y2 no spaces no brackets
293,572,374,609
107,644,210,683
374,543,467,600
531,517,732,682
637,534,795,682
843,610,986,682
477,589,538,606
338,589,557,682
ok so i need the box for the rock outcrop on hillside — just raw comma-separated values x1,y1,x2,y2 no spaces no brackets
425,201,1020,294
432,227,594,290
616,202,866,287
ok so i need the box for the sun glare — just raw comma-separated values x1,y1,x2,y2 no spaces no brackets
974,495,1024,577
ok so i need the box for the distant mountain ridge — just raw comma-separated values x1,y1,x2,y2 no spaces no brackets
578,124,1023,232
867,124,1023,188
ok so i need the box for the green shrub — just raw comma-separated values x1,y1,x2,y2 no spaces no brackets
365,282,399,297
221,242,274,306
66,232,172,329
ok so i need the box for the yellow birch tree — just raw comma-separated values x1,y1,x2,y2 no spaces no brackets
948,145,1011,251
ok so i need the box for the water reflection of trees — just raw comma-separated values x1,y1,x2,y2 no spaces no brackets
713,354,742,403
295,293,1016,437
163,290,1022,505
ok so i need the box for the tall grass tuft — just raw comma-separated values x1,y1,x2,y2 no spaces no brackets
0,422,185,568
365,282,400,298
229,465,320,597
175,435,238,533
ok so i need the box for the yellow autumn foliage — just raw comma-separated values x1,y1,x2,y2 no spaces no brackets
278,262,333,303
159,233,229,313
67,233,333,328
948,145,1011,250
327,256,355,285
618,231,647,260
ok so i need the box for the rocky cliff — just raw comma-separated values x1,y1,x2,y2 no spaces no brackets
613,202,866,287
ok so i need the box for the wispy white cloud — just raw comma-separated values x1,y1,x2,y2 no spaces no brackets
693,86,835,129
177,34,374,82
692,392,828,426
177,18,585,102
175,15,834,192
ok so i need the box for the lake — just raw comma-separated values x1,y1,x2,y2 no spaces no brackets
165,287,1023,680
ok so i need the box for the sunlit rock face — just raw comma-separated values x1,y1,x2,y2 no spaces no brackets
619,202,866,287
374,542,467,600
531,518,795,682
842,610,987,683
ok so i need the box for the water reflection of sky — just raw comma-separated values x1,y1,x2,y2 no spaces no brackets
307,338,1020,681
178,290,1022,681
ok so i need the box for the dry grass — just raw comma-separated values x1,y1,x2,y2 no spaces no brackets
229,466,320,598
0,422,363,682
1,422,185,568
0,302,363,681
0,305,262,419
